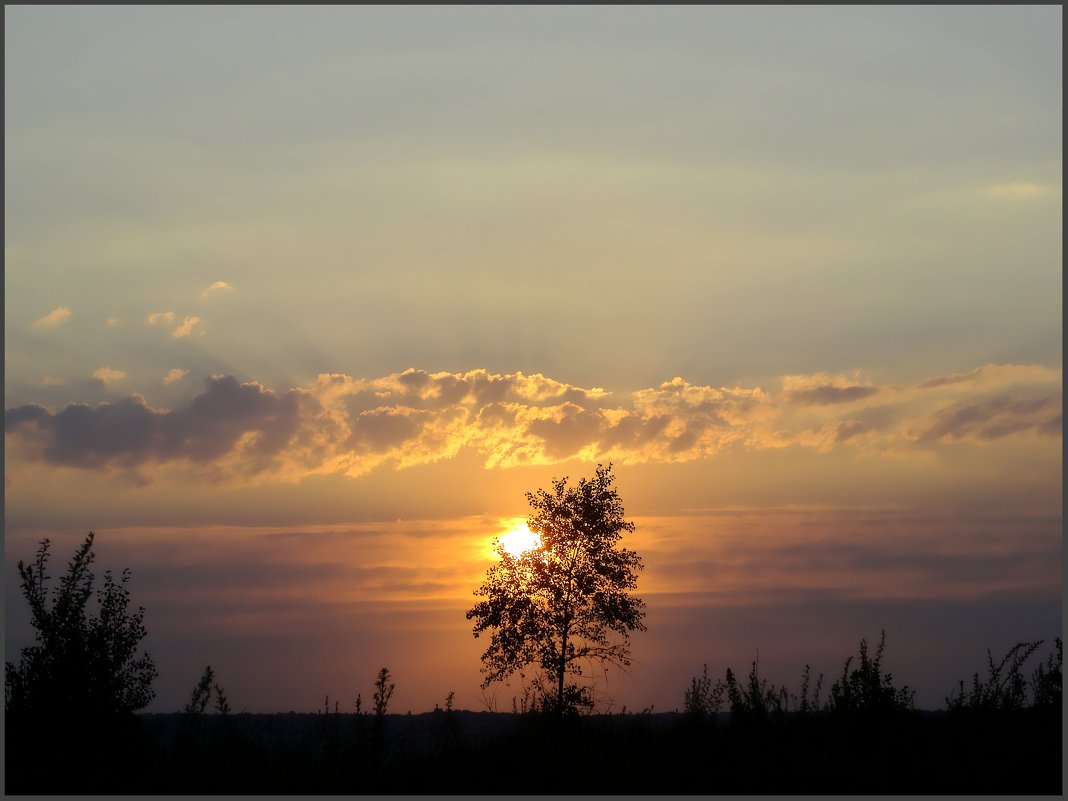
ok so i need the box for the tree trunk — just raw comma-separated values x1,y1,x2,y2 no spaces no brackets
557,628,567,716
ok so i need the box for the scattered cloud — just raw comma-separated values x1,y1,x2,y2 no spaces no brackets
31,307,72,330
171,316,203,338
91,366,126,384
201,281,234,298
163,368,190,386
106,317,121,329
147,311,175,326
5,365,1060,484
41,377,65,387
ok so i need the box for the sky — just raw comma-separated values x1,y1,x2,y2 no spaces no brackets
4,5,1062,714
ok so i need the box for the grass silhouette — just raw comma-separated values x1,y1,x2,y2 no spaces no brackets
5,633,1061,794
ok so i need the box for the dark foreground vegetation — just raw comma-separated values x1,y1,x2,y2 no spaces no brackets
5,703,1061,794
5,531,1062,794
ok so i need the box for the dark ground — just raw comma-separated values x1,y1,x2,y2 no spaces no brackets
4,706,1062,794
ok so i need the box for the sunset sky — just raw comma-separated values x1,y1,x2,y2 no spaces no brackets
5,6,1061,714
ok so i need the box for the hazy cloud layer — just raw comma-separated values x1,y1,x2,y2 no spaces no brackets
5,364,1060,482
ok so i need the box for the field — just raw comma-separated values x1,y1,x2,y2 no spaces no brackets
5,705,1060,794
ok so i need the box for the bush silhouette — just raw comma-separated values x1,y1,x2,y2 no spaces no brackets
373,666,395,716
826,630,913,713
946,639,1058,711
683,663,725,720
5,532,157,717
184,664,230,714
1030,637,1062,708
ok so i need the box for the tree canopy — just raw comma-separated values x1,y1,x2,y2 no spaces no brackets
466,464,645,714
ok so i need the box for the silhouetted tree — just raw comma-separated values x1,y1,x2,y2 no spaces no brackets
466,464,645,715
5,532,157,717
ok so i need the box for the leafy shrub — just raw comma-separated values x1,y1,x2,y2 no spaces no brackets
509,673,593,716
686,658,827,722
946,639,1050,711
683,663,726,719
796,663,824,714
725,654,784,719
1030,637,1062,708
373,667,395,716
5,533,157,716
184,665,230,714
826,630,914,714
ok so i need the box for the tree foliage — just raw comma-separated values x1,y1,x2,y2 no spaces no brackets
466,464,645,714
5,532,157,716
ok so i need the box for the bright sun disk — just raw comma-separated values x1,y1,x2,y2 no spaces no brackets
499,523,541,558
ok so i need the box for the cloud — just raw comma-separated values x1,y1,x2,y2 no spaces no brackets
984,182,1048,200
5,375,303,472
171,316,202,338
919,368,984,389
91,367,126,384
147,311,203,337
636,508,1062,605
916,396,1062,445
106,318,121,329
788,385,879,405
782,371,879,405
5,364,1061,484
201,281,234,298
31,307,72,330
834,420,872,444
163,369,189,386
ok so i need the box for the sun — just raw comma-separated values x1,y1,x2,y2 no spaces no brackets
499,522,541,558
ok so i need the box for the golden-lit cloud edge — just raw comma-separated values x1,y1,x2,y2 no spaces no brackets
201,280,234,298
31,306,72,330
4,364,1061,485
